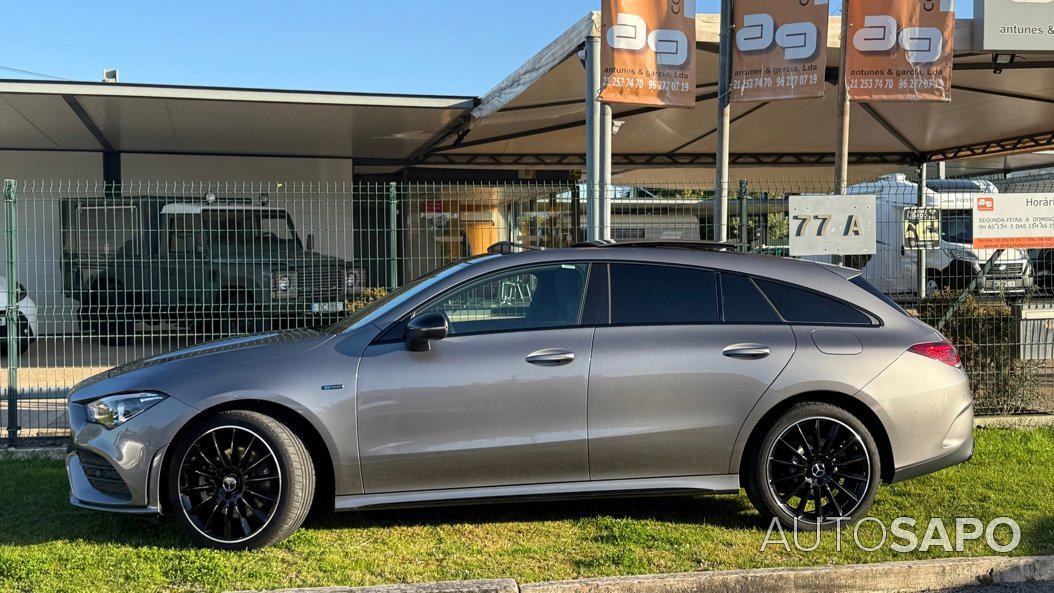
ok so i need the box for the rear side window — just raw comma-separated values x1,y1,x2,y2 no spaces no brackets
720,274,781,324
610,263,718,324
754,278,871,325
851,276,908,315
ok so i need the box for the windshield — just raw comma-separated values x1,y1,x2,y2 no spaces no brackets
324,256,496,334
202,209,301,247
940,209,972,244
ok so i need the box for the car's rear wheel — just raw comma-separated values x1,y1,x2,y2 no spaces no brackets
744,402,881,529
167,410,315,550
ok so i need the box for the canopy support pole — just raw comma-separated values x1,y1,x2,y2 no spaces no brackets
584,35,601,243
833,3,851,266
714,0,732,243
600,103,612,241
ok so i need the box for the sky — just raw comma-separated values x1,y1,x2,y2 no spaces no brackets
0,0,971,97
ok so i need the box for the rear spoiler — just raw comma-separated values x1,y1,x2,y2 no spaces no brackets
814,261,861,280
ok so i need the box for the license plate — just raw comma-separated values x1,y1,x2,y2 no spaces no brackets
311,302,345,313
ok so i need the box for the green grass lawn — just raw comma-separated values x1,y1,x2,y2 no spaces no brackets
1,428,1052,593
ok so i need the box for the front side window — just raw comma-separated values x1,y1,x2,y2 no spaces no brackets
166,214,203,254
418,263,589,335
610,263,718,325
754,278,871,325
940,209,972,244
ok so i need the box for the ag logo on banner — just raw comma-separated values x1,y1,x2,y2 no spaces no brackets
846,0,955,101
732,0,830,101
600,0,697,107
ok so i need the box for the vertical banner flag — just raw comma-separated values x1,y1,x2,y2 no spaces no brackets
731,0,830,102
600,0,697,107
845,0,955,101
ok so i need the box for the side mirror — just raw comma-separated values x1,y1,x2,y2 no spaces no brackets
306,234,315,251
405,312,448,352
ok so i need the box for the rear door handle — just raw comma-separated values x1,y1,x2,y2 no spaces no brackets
526,348,575,366
723,344,770,359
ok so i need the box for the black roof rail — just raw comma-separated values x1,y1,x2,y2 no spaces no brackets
486,241,545,254
572,239,737,251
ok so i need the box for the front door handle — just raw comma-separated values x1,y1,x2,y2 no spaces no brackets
525,348,575,366
723,344,770,359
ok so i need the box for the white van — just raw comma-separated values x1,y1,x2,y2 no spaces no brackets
844,174,1033,296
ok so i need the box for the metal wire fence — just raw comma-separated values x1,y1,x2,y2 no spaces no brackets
2,176,1052,446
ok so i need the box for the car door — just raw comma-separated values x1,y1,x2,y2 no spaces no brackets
356,262,598,493
588,264,796,480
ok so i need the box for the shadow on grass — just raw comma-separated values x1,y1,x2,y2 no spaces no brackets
0,458,765,549
308,491,766,533
1019,514,1054,557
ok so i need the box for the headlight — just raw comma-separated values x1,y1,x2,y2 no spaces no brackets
85,392,166,429
271,272,297,298
14,282,26,302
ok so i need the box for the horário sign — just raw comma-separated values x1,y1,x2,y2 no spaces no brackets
973,194,1054,249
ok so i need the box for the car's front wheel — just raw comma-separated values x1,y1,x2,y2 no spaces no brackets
744,402,881,529
166,410,315,550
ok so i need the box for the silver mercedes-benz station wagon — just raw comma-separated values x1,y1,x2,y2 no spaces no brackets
66,241,973,549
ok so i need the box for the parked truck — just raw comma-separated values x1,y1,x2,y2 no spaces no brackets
62,196,364,345
844,174,1033,297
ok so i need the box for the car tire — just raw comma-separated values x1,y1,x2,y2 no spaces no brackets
166,410,315,550
81,287,135,346
0,313,32,355
744,402,881,530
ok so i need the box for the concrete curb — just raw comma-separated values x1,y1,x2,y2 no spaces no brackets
229,579,520,593
975,414,1054,429
234,556,1054,593
521,556,1054,593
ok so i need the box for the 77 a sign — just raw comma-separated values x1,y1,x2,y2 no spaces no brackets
789,195,877,256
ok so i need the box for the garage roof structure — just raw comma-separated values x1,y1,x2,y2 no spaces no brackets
1,12,1054,182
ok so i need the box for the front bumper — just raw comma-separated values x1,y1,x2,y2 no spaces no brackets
67,395,197,514
978,275,1033,294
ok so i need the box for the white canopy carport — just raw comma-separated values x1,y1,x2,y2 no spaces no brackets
0,80,476,179
414,12,1054,181
0,13,1053,183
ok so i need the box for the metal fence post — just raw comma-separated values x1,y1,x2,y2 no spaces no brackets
737,179,748,252
4,180,18,448
388,182,399,290
917,163,928,299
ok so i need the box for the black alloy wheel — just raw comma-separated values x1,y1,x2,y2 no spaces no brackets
745,402,881,529
178,425,281,544
168,410,314,549
766,417,871,523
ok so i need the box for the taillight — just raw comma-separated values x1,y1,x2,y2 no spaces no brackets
908,341,961,367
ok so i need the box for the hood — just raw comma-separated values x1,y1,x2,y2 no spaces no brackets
68,329,331,403
206,242,346,269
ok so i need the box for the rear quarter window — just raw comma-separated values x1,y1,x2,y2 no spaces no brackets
754,278,872,325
